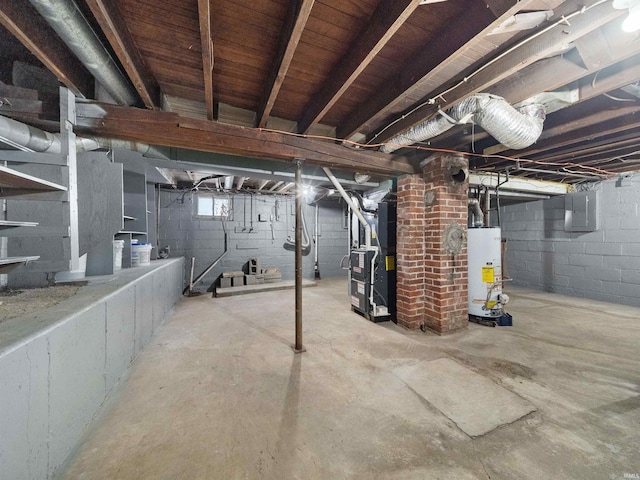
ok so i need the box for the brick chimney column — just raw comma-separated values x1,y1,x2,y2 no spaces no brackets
396,154,469,334
396,174,426,330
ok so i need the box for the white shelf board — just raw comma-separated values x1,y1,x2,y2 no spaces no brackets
0,255,40,274
0,165,67,195
0,220,39,229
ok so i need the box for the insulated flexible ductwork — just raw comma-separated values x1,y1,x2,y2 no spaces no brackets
28,0,138,106
380,94,546,153
1,114,167,158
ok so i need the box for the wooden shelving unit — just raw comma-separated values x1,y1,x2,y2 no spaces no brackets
0,220,38,229
0,165,67,196
0,165,57,276
0,255,40,274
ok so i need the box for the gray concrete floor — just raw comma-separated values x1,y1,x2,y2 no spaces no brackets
59,278,640,480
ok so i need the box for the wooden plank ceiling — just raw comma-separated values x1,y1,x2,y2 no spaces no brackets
1,0,640,181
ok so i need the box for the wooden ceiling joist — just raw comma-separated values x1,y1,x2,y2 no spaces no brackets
372,1,623,144
0,0,92,97
491,19,640,105
530,134,640,165
84,0,161,108
197,0,215,120
446,51,640,152
74,101,416,176
335,0,542,142
256,0,315,128
296,0,421,134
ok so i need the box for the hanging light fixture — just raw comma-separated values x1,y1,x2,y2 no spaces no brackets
613,0,640,32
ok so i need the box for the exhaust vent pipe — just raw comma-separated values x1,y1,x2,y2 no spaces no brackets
380,93,546,153
468,198,484,227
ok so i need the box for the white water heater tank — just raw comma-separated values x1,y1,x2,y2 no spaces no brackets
468,227,503,318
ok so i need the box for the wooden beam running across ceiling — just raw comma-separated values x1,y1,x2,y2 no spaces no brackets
256,0,315,128
371,1,623,144
197,0,215,120
0,0,92,97
74,102,416,176
335,0,540,142
296,0,421,134
84,0,160,108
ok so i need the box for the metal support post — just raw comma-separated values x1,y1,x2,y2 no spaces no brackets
56,86,82,282
294,159,305,353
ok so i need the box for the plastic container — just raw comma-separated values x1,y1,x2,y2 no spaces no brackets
131,243,152,267
113,240,125,271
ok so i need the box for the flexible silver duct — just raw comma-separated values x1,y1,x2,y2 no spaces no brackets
1,114,167,158
380,93,546,153
28,0,138,106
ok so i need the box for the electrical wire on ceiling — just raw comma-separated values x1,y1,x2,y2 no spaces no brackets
257,127,619,178
591,70,638,102
366,0,610,145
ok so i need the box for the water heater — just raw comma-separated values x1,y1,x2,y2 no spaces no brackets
468,227,506,319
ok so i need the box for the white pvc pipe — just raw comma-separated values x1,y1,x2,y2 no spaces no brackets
323,167,371,248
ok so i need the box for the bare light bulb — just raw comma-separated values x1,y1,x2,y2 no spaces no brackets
623,5,640,32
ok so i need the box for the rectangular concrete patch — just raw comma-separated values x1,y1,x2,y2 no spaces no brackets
393,358,536,437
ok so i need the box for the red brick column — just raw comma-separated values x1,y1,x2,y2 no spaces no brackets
396,174,426,330
422,154,469,334
396,154,469,334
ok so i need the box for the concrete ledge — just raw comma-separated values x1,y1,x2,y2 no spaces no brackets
0,258,184,480
215,279,317,297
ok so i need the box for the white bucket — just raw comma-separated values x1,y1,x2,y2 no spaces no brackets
131,243,152,267
113,240,124,271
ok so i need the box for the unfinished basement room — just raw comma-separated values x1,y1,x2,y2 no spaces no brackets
1,0,640,479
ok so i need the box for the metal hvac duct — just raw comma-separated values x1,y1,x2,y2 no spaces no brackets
28,0,138,105
1,114,166,158
0,114,61,152
380,93,546,153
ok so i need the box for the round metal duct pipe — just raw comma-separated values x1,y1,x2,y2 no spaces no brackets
28,0,138,106
1,114,166,158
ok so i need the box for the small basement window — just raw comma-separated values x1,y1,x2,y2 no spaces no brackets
196,194,232,220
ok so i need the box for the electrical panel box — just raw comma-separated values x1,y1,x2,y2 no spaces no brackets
565,191,598,232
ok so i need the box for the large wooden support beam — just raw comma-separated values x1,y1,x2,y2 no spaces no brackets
257,0,315,128
297,0,420,134
197,0,215,120
74,102,417,176
84,0,161,108
0,0,92,97
372,1,623,144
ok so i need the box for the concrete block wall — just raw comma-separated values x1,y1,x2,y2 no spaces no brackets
158,191,348,289
0,258,183,480
500,174,640,306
